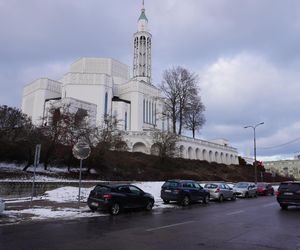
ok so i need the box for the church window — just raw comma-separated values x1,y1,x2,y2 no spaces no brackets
149,100,152,124
125,112,128,131
146,100,148,123
154,103,157,125
143,99,145,123
104,92,108,115
151,102,154,124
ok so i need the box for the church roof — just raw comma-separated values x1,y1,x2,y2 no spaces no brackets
138,9,148,21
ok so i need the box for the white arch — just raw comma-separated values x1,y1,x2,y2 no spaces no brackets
230,154,234,165
150,143,160,156
196,148,201,160
132,142,147,154
209,150,213,162
215,152,219,163
203,149,208,161
179,145,186,158
220,152,224,164
188,147,193,159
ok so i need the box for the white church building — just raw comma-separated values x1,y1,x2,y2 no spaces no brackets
21,2,239,165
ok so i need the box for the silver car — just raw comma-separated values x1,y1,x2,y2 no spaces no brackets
233,182,257,198
0,198,5,214
204,183,236,202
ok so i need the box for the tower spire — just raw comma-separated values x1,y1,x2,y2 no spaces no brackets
133,0,152,83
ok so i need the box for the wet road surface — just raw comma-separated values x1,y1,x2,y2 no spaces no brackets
1,196,299,250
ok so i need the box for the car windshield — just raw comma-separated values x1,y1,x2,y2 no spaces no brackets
279,183,300,192
235,183,249,188
162,181,179,188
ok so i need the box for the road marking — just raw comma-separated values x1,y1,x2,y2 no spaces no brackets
146,220,195,232
262,202,277,207
226,210,244,216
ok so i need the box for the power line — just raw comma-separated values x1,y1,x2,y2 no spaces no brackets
258,137,300,150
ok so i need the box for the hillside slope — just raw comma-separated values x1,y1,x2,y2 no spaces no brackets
0,151,292,182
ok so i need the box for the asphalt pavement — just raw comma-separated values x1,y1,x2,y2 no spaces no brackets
0,196,299,250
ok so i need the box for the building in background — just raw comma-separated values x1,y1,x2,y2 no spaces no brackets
264,156,300,180
21,1,239,165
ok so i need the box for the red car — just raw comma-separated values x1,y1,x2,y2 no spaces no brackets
256,183,274,196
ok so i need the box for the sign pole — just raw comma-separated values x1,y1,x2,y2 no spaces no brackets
78,159,83,207
72,139,91,211
31,144,41,206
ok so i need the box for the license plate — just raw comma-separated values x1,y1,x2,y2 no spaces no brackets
91,202,98,207
164,190,171,193
284,192,293,195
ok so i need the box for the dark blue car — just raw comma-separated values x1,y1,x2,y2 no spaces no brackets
160,180,210,206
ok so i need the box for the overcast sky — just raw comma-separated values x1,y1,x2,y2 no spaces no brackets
1,0,300,160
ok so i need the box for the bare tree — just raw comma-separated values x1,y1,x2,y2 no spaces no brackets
0,105,42,167
184,96,206,138
160,66,199,135
42,103,97,170
151,130,178,161
96,114,127,151
0,105,32,141
160,68,180,133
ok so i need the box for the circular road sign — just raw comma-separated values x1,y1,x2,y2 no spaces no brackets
72,141,91,160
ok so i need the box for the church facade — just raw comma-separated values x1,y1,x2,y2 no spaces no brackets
21,2,239,165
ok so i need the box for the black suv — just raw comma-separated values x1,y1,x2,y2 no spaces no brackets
160,180,210,206
277,181,300,210
87,184,154,215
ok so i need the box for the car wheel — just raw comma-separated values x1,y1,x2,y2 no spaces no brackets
219,195,224,202
89,206,97,212
163,199,170,204
254,192,258,198
231,194,236,201
181,196,190,206
280,204,288,210
145,201,154,211
245,192,249,198
110,203,121,215
203,195,209,204
271,191,274,196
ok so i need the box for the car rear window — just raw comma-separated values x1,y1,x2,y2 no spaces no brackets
279,183,300,192
162,181,179,188
205,184,218,189
94,186,111,192
257,183,267,188
235,183,249,188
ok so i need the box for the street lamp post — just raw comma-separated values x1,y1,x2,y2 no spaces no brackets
244,122,264,184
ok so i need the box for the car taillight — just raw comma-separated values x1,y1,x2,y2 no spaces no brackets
215,188,220,193
296,190,300,194
173,189,181,194
103,194,112,199
276,191,281,196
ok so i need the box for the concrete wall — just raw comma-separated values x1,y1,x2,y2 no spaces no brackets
0,181,133,198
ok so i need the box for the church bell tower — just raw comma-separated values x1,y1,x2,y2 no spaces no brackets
133,0,152,84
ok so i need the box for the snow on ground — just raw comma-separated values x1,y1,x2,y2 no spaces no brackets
4,207,107,220
2,182,174,222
